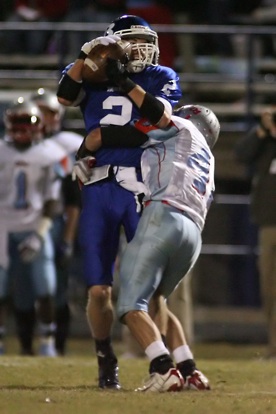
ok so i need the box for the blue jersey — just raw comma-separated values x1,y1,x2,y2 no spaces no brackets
61,63,182,287
63,64,182,167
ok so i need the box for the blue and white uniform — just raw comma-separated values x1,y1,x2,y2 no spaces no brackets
61,63,182,287
0,138,67,304
117,116,215,319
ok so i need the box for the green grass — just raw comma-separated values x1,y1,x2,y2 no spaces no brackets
0,338,275,414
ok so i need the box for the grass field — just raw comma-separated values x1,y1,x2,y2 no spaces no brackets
0,338,275,414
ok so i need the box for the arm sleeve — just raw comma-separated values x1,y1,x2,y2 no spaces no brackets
62,175,82,208
101,125,148,148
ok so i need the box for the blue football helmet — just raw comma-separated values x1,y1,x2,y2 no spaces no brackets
105,15,159,73
174,105,220,149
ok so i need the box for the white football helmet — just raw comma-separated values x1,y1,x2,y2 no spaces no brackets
174,105,220,149
30,88,65,135
105,15,159,73
4,100,44,148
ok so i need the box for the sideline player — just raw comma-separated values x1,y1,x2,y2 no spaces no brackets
57,14,182,388
0,100,68,356
30,88,83,355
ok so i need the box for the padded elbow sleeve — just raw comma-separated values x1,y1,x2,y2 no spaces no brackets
57,73,83,102
101,125,148,147
139,93,165,125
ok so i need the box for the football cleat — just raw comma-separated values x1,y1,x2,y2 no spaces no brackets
135,368,184,392
39,340,57,357
98,363,121,390
183,369,211,391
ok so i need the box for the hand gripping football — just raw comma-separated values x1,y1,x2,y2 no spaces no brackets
81,39,132,84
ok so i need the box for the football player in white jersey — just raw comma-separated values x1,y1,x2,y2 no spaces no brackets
73,104,220,391
0,99,69,356
118,105,220,391
30,88,83,355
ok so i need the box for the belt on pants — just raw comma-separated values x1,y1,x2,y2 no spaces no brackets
144,200,192,219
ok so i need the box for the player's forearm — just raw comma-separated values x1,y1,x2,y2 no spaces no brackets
128,85,171,128
105,58,171,127
35,199,60,239
67,59,85,82
62,206,80,243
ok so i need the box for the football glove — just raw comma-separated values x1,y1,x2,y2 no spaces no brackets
79,34,121,59
18,232,43,263
135,193,145,214
106,58,128,83
72,156,96,184
106,58,135,93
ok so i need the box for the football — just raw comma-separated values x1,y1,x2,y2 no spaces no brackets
81,39,132,84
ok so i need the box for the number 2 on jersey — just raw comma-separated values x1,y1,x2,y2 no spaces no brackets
100,96,132,125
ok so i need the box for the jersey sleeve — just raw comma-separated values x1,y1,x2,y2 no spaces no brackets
150,66,182,107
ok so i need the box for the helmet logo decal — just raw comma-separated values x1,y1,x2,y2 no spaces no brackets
106,22,115,35
190,106,202,115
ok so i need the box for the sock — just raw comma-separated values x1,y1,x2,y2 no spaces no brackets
145,340,169,361
149,354,175,375
39,322,56,347
14,309,36,353
55,304,71,355
95,337,117,365
172,344,194,363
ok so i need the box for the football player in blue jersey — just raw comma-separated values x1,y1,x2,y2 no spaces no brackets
57,14,182,389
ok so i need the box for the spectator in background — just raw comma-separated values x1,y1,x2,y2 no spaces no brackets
126,1,177,68
64,1,126,58
247,0,276,57
249,0,276,21
0,1,13,21
235,106,276,359
2,0,68,54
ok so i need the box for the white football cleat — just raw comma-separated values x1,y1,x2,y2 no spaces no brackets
135,368,184,392
183,369,210,391
39,338,57,357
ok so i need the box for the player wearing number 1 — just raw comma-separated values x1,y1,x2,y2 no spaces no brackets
57,14,182,389
0,100,68,356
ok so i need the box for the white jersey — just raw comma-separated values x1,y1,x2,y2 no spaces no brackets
49,130,83,174
141,116,215,231
0,138,67,233
52,130,83,155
